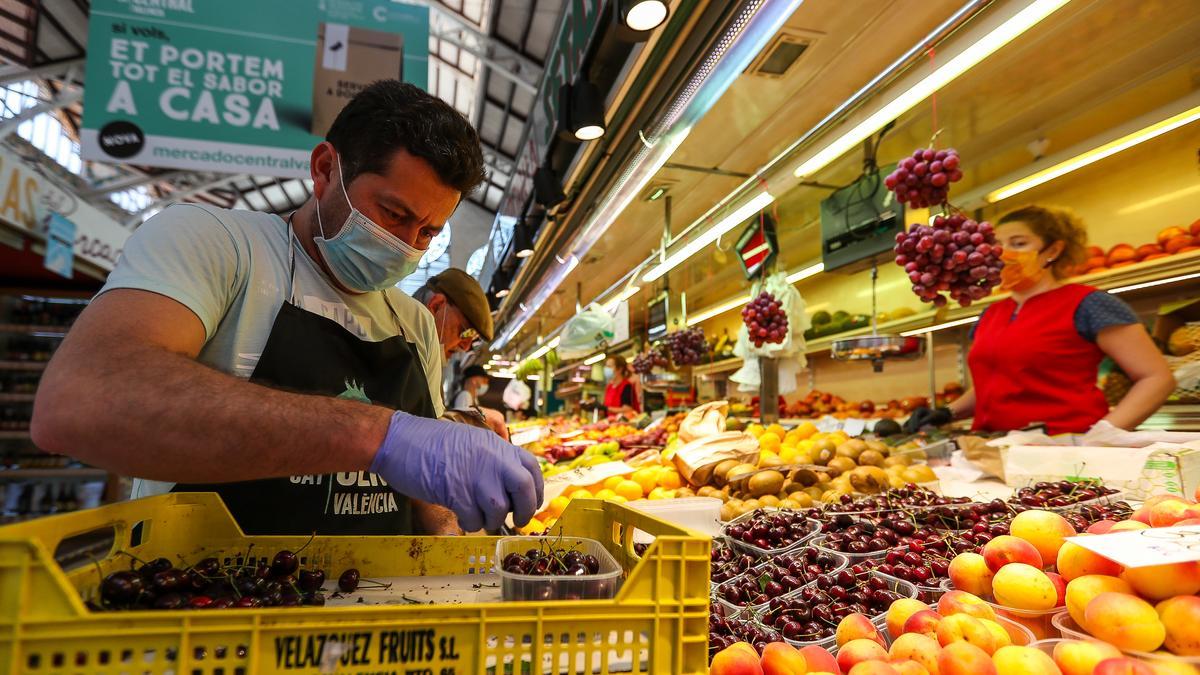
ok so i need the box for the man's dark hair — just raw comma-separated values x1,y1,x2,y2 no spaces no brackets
326,80,486,195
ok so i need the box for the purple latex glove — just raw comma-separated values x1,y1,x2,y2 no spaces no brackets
370,410,543,531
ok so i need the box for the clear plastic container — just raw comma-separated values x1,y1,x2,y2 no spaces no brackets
766,549,851,585
810,534,890,561
938,577,1063,641
495,536,622,601
1051,612,1200,670
713,571,777,614
723,509,821,557
771,572,917,649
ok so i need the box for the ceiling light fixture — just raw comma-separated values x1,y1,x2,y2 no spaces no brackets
643,191,774,283
620,0,669,32
525,336,561,361
533,166,566,207
583,352,607,365
684,260,823,327
792,0,1071,180
1107,271,1200,296
900,316,979,337
602,285,641,312
785,262,825,284
559,80,607,142
513,218,536,258
986,102,1200,203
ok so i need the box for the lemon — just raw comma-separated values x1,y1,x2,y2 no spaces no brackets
795,421,818,440
648,487,674,500
609,495,628,504
567,488,593,500
758,450,779,467
632,467,661,494
544,495,570,518
758,432,782,452
615,479,644,501
603,475,626,490
779,446,800,464
520,517,545,534
765,424,787,439
657,469,682,490
746,423,764,438
594,488,618,500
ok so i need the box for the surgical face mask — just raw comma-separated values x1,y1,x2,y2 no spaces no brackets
314,155,424,292
477,382,489,395
1000,246,1052,292
603,366,615,380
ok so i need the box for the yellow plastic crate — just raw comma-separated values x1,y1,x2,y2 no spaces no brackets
0,493,710,674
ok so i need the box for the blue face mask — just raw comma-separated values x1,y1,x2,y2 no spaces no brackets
477,383,489,396
314,155,425,292
603,366,614,380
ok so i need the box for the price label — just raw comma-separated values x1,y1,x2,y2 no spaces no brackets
815,416,841,433
842,418,867,437
1067,525,1200,568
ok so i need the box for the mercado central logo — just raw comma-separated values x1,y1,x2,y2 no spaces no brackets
116,0,195,17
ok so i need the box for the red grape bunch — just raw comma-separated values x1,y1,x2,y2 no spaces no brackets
893,214,1003,307
885,148,963,209
665,327,707,366
742,291,789,348
631,344,668,374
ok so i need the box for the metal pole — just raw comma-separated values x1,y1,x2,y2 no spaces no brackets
927,332,937,407
760,357,779,424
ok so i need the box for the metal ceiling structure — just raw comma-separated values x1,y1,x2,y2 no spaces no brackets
0,0,562,228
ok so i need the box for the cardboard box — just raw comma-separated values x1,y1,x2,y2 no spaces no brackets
312,23,404,136
1002,442,1200,499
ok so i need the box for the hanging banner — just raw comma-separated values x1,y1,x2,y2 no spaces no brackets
0,145,131,272
44,213,76,278
80,0,429,177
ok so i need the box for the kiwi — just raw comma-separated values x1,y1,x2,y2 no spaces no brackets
858,450,886,467
836,439,868,460
827,456,857,475
712,459,741,486
865,440,889,454
759,495,780,508
748,470,785,498
849,466,890,494
883,455,912,468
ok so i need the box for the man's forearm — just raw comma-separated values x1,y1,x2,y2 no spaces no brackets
33,333,391,483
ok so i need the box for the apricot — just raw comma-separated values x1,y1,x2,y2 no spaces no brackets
1010,510,1076,563
936,614,997,654
948,552,994,597
982,535,1043,572
1057,538,1122,580
710,642,765,675
1065,575,1133,630
1085,592,1166,653
1122,562,1200,602
993,563,1058,611
887,598,932,640
1157,594,1200,655
1051,639,1122,675
888,633,941,674
760,641,807,675
938,641,997,675
991,645,1062,675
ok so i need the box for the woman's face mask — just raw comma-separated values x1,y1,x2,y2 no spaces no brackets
603,366,615,380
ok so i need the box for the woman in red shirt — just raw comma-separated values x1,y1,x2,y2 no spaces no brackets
603,354,641,414
907,206,1174,435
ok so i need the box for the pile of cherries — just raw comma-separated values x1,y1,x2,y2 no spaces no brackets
770,547,848,585
809,486,972,518
759,567,904,642
910,498,1014,531
815,514,898,554
96,548,339,611
709,602,781,658
1011,479,1121,508
724,509,817,552
501,547,601,577
711,538,759,584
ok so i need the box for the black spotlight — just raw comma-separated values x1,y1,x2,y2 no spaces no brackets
513,218,535,259
490,266,512,299
558,80,606,142
615,0,669,40
534,166,566,207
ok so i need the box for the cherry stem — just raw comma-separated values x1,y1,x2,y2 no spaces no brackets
115,549,149,566
294,532,316,557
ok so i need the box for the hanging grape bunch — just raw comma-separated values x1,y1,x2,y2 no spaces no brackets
665,327,708,366
631,344,668,374
894,214,1003,308
885,148,962,209
742,291,789,348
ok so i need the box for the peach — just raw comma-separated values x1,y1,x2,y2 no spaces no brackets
709,643,765,675
1093,657,1155,675
1010,510,1077,563
848,663,900,675
1149,499,1194,528
1046,572,1068,606
727,642,760,658
1143,494,1186,509
982,535,1043,572
761,641,807,675
937,641,997,675
1144,659,1200,675
1110,520,1150,532
1087,520,1118,534
888,598,932,640
1132,507,1152,525
1085,592,1166,652
936,614,997,654
1122,562,1200,601
980,619,1013,650
904,609,945,639
890,661,931,675
838,639,889,672
889,633,941,674
839,612,887,648
1057,538,1122,580
1157,594,1200,655
948,552,994,597
1051,639,1122,675
797,645,839,673
938,590,998,621
991,645,1062,675
1066,575,1133,629
993,563,1059,610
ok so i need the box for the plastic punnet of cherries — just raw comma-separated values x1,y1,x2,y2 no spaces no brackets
742,291,789,348
894,214,1003,308
884,147,962,210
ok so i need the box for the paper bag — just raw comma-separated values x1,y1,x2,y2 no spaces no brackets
958,435,1006,481
672,431,759,486
679,401,729,442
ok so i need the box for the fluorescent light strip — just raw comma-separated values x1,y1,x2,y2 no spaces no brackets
583,352,607,365
602,285,641,312
785,262,825,284
987,105,1200,202
686,293,751,327
525,336,561,361
526,374,541,381
793,0,1070,179
1108,272,1200,295
901,316,978,337
643,191,775,282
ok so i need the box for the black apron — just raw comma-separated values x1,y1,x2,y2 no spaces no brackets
175,222,436,535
